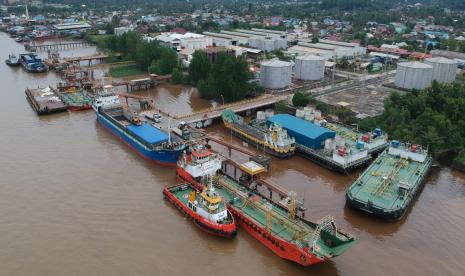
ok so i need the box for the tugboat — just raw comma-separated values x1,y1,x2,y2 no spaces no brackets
5,54,20,66
163,177,237,238
93,85,186,165
346,140,433,220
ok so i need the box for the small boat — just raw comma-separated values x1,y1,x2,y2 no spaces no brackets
14,37,23,43
5,54,20,66
163,179,237,238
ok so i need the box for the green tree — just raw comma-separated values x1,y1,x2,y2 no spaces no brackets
292,91,311,107
189,50,211,84
158,48,178,74
171,68,183,84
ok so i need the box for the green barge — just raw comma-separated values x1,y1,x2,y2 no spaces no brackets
346,141,433,220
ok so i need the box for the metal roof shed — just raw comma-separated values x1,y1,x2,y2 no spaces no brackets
267,114,335,149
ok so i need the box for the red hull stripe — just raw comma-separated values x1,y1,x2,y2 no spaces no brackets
163,186,237,238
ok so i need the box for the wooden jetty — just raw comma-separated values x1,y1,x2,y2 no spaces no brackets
24,41,93,53
25,87,68,115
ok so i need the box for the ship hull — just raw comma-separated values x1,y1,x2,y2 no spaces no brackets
96,112,183,165
176,166,204,190
296,145,371,173
224,123,294,159
346,159,432,221
163,185,237,238
228,204,325,266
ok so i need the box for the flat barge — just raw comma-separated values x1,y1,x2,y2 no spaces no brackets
346,141,433,220
221,109,295,158
267,114,376,173
25,87,67,115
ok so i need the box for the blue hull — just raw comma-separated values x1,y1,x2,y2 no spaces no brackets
97,112,184,165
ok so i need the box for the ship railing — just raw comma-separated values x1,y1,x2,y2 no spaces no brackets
218,176,313,242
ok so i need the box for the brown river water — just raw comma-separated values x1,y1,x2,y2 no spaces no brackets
1,32,465,276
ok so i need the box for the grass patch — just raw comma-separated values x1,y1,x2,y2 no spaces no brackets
86,34,112,44
109,65,146,78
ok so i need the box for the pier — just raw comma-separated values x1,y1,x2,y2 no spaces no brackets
25,41,94,52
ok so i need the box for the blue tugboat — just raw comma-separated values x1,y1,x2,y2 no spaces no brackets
20,53,48,73
92,85,185,165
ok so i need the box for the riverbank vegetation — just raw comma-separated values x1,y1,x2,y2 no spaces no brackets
109,65,146,78
189,50,252,102
359,81,465,155
93,32,178,75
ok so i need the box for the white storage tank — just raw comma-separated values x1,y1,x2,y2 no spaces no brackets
260,59,292,89
294,55,325,81
424,57,457,84
265,109,275,118
295,109,305,118
395,61,433,90
256,111,266,121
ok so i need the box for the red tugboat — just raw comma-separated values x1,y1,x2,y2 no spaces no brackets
176,143,223,190
163,177,237,238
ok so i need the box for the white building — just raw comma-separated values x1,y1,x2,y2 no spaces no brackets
114,27,134,36
155,32,212,51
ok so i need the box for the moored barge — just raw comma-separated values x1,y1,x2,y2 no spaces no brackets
25,86,67,115
57,87,92,111
267,114,373,173
221,109,295,158
346,141,433,220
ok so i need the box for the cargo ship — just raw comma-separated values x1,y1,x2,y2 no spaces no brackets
221,109,295,158
20,53,47,73
176,145,356,266
57,87,92,111
163,179,237,238
267,114,373,173
93,85,185,165
346,141,433,220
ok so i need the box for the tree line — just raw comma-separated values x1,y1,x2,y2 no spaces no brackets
359,81,465,156
95,32,178,75
188,50,253,103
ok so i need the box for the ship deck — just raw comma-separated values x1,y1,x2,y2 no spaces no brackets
347,150,432,209
58,90,92,106
215,176,315,243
